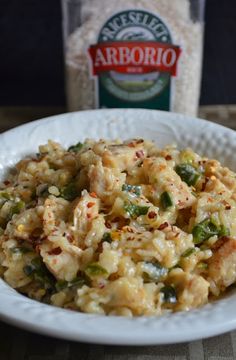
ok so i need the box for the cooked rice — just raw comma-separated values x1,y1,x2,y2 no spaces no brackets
0,138,236,316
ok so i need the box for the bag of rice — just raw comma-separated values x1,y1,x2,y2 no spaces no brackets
62,0,205,116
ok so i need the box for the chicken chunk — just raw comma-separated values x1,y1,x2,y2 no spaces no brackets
143,157,196,209
169,271,209,310
40,240,80,281
102,142,146,172
88,161,125,204
208,237,236,292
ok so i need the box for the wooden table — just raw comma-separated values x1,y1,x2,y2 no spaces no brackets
0,106,236,360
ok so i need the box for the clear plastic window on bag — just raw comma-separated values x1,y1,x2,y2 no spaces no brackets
62,0,205,116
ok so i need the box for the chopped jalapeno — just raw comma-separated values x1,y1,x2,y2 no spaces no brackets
192,218,219,245
197,262,208,270
68,142,83,153
175,163,201,186
143,262,168,282
38,185,49,198
122,184,141,196
23,257,55,290
85,263,108,278
124,202,149,218
219,225,230,237
23,264,35,276
10,246,31,254
160,191,173,210
56,277,85,292
0,192,11,200
8,200,25,220
179,149,194,164
160,286,177,304
60,183,79,201
182,248,196,257
102,232,112,243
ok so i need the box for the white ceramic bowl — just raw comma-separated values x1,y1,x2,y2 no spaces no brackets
0,109,236,345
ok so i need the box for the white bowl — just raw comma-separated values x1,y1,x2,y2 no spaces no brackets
0,109,236,345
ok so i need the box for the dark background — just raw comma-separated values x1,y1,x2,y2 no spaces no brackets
0,0,236,107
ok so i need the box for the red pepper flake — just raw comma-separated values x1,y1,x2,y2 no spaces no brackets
148,211,157,219
90,192,97,198
105,221,112,229
158,222,169,230
48,247,62,255
165,155,172,161
87,202,95,208
201,177,210,192
66,234,74,243
98,281,106,289
96,242,104,254
127,142,135,148
35,244,41,254
3,180,10,186
225,205,231,210
135,150,144,158
87,213,92,219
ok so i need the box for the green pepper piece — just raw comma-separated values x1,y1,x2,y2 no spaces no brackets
175,163,201,186
12,200,25,214
192,218,219,245
68,142,83,153
85,263,108,278
23,264,35,276
10,247,31,254
122,184,141,196
0,192,11,200
182,248,196,257
124,202,149,218
143,262,168,282
160,191,173,210
23,258,55,290
56,277,85,292
219,225,230,237
60,183,79,201
197,262,208,270
102,232,112,243
160,285,177,304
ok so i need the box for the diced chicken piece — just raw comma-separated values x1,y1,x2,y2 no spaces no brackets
143,157,196,209
104,277,155,315
204,159,236,192
72,190,101,245
208,237,236,291
43,197,70,236
84,214,105,248
102,142,147,172
40,240,79,281
169,271,209,310
88,161,125,204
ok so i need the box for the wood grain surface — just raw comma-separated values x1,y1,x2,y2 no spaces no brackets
0,106,236,360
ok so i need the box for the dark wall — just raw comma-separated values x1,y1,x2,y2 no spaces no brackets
1,0,236,106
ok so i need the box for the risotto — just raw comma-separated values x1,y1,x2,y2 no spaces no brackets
0,138,236,316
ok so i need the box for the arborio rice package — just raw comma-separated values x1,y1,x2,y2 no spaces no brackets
62,0,205,116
